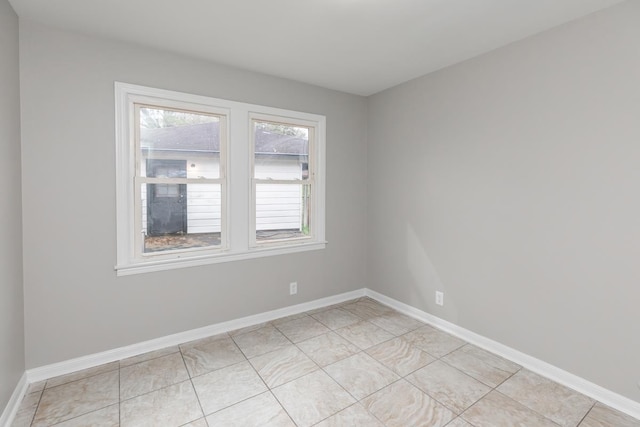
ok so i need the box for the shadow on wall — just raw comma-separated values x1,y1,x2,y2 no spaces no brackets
406,223,459,321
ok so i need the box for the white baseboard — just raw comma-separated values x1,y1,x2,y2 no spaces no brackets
7,287,639,424
26,289,365,383
365,288,640,421
0,372,27,427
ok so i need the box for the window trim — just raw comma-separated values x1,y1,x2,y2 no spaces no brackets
115,83,326,276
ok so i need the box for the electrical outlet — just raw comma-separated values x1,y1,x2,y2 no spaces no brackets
289,282,298,295
435,291,444,306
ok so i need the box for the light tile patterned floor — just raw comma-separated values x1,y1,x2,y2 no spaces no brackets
12,298,640,427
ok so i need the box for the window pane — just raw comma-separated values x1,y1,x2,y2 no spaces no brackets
139,107,221,179
142,183,222,253
256,183,310,242
254,120,309,180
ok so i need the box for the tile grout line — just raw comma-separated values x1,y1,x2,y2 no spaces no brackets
365,314,484,420
488,370,589,427
450,367,521,424
576,402,598,427
272,300,376,424
266,389,298,426
396,324,548,421
23,297,630,426
178,345,209,425
315,300,415,424
407,338,514,421
311,307,395,422
42,364,120,391
39,301,447,424
252,305,560,426
262,319,322,426
196,330,296,423
313,301,477,424
28,387,44,427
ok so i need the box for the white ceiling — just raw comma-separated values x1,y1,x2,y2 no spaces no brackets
8,0,625,96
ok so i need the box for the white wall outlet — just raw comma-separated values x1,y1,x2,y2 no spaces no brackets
435,291,444,306
289,282,298,295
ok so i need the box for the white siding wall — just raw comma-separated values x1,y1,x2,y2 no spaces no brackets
255,158,303,231
186,183,221,233
256,184,302,230
186,159,221,234
141,155,302,233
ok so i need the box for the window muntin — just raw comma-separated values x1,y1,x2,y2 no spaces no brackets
134,104,227,257
251,117,315,245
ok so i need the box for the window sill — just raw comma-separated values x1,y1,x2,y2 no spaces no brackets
115,241,327,276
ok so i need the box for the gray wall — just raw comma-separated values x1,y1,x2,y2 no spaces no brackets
19,20,368,368
367,1,640,402
0,0,25,411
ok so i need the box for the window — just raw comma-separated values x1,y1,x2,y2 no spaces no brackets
137,106,227,256
251,116,316,246
115,83,326,275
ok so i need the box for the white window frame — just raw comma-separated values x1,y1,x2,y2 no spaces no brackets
249,113,320,248
115,83,326,276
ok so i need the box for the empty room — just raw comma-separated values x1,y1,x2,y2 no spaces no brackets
1,0,639,426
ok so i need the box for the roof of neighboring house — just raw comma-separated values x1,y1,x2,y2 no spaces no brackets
140,122,308,156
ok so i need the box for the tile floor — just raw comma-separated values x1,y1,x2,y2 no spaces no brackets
11,297,640,427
